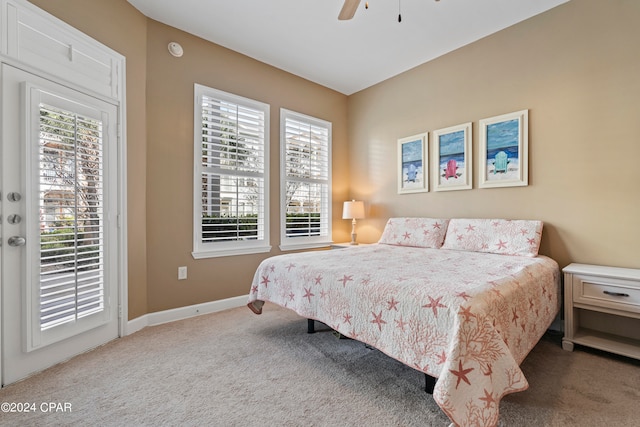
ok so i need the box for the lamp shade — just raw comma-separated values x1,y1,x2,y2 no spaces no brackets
342,200,365,219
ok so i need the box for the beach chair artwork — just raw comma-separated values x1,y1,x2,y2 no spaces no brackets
493,150,509,174
444,159,458,179
479,110,528,188
398,133,428,193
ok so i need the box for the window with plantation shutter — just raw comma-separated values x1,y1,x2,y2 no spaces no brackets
39,103,106,331
193,84,270,258
280,109,332,250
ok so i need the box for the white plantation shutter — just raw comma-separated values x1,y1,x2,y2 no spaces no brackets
38,103,106,331
193,85,270,258
280,109,332,250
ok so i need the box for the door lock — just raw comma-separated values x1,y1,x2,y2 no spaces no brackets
7,214,21,224
7,192,22,202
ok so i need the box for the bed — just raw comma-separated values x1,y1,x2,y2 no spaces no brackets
247,218,560,427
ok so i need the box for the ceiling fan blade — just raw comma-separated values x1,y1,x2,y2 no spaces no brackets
338,0,361,20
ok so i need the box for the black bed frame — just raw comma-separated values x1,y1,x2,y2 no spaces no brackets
307,319,436,394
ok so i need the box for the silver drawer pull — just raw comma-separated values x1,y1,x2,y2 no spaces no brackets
603,290,630,297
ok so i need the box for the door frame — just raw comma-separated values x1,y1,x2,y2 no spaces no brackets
0,53,127,386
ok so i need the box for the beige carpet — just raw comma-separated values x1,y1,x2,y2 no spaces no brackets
1,304,639,426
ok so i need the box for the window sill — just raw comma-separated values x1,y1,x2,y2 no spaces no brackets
192,245,272,259
279,241,333,252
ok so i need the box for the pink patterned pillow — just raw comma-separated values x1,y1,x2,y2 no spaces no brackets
378,218,450,248
442,218,543,257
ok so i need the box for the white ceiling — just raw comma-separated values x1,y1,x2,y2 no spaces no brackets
127,0,568,95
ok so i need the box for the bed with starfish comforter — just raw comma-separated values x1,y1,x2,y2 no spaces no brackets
247,218,560,427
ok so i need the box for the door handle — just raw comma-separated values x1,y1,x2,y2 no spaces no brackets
8,236,26,247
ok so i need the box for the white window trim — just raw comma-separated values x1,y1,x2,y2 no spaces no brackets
192,84,270,258
279,108,332,251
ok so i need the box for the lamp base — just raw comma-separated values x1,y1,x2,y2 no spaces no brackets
349,218,359,245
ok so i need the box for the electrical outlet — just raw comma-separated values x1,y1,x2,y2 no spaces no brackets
178,266,187,280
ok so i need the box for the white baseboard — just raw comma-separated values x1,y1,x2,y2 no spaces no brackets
125,294,248,336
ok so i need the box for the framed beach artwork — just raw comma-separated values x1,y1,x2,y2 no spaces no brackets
432,122,472,192
479,110,528,188
397,133,428,194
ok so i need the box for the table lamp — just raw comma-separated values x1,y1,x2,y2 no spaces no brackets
342,200,365,245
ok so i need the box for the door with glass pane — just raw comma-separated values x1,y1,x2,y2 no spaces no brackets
1,64,119,385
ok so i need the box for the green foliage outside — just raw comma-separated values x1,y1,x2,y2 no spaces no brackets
202,213,321,240
41,220,100,271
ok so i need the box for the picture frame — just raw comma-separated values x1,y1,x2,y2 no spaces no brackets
478,110,528,188
432,122,472,191
397,133,428,194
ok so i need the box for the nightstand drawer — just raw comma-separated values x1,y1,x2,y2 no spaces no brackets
573,274,640,313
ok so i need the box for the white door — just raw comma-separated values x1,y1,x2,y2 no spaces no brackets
1,64,119,385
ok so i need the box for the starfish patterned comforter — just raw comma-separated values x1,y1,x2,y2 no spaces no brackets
247,218,560,427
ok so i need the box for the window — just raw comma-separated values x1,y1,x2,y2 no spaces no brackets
280,109,332,250
38,101,107,331
193,84,270,258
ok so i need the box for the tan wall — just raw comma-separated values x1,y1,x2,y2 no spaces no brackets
28,0,150,319
144,21,349,312
347,0,640,269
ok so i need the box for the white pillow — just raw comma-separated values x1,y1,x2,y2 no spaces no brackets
378,218,450,248
442,218,543,257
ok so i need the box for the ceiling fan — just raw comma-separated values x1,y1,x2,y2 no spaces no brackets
338,0,440,21
338,0,361,20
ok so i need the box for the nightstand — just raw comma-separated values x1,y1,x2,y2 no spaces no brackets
562,263,640,360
